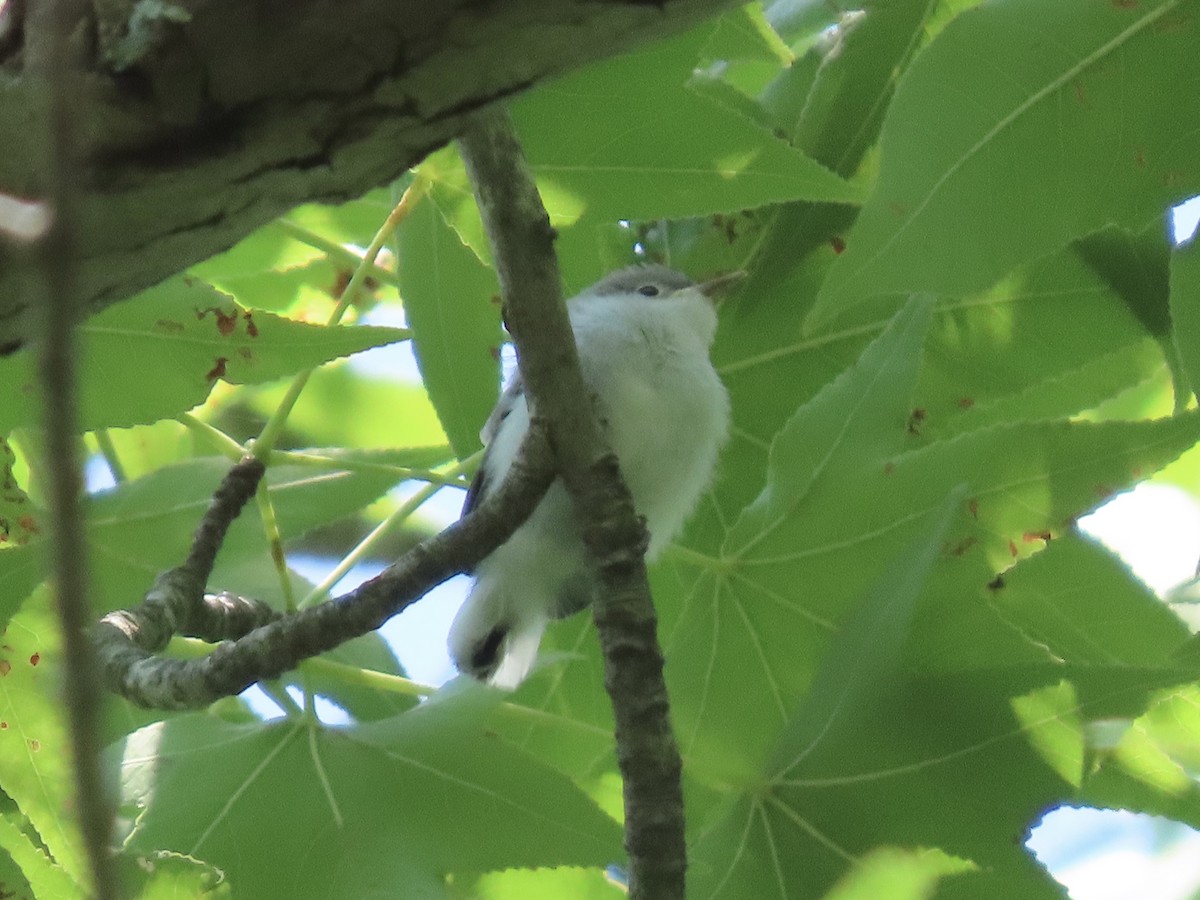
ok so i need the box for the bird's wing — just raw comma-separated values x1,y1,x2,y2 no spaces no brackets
462,373,525,516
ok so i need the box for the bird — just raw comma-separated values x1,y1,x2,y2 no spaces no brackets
448,263,737,687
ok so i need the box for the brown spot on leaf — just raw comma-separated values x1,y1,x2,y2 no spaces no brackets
18,515,37,535
243,311,259,338
987,574,1006,591
1073,81,1088,106
0,660,9,676
154,319,185,334
957,396,975,410
883,461,895,475
0,721,7,729
907,408,926,436
238,347,253,360
1023,530,1052,543
1008,540,1019,558
205,357,228,382
28,739,39,751
195,306,239,336
29,653,39,666
968,498,979,519
830,236,846,255
947,536,978,557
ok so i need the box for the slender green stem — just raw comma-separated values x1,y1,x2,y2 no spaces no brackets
275,219,400,287
93,430,126,484
171,636,612,736
177,413,248,460
254,481,295,613
298,451,479,608
260,680,304,717
268,448,466,486
253,176,430,461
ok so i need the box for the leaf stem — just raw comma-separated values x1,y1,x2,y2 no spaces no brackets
253,176,431,460
177,413,248,460
275,218,401,287
268,448,466,486
297,450,479,608
93,430,126,484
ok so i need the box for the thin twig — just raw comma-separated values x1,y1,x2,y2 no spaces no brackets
458,109,686,900
95,432,554,708
23,0,119,896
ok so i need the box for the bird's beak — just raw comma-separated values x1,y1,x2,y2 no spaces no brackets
696,270,747,300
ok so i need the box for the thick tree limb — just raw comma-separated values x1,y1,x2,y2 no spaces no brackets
95,433,554,708
459,110,686,900
0,0,737,350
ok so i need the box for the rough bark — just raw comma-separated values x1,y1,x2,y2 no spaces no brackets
0,0,736,351
460,109,686,900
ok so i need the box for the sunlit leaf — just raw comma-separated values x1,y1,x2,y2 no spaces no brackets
0,277,410,432
512,16,860,228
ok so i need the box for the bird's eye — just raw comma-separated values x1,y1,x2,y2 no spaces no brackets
637,284,660,297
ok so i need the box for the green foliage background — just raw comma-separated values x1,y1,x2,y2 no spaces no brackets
4,1,1200,897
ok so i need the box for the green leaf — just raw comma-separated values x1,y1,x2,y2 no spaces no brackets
813,0,1200,328
0,277,410,432
114,694,622,900
990,533,1189,669
667,298,942,777
242,365,448,452
1171,235,1200,400
0,599,87,888
0,541,43,633
687,491,962,899
120,851,231,899
472,866,623,900
701,3,793,67
0,809,80,900
295,634,415,723
820,849,974,900
0,436,36,546
395,185,503,459
791,0,938,175
511,17,860,226
78,454,414,615
717,237,1166,455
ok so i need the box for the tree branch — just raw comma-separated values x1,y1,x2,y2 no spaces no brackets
458,110,686,900
0,0,738,351
96,432,554,708
22,0,118,895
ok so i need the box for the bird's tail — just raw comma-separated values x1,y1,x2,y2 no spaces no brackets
448,577,547,689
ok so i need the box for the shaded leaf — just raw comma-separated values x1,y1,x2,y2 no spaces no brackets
395,185,503,459
120,851,231,899
814,0,1200,327
114,694,621,900
1171,235,1200,400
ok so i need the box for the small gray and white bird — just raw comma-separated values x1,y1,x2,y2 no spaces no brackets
448,264,736,687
